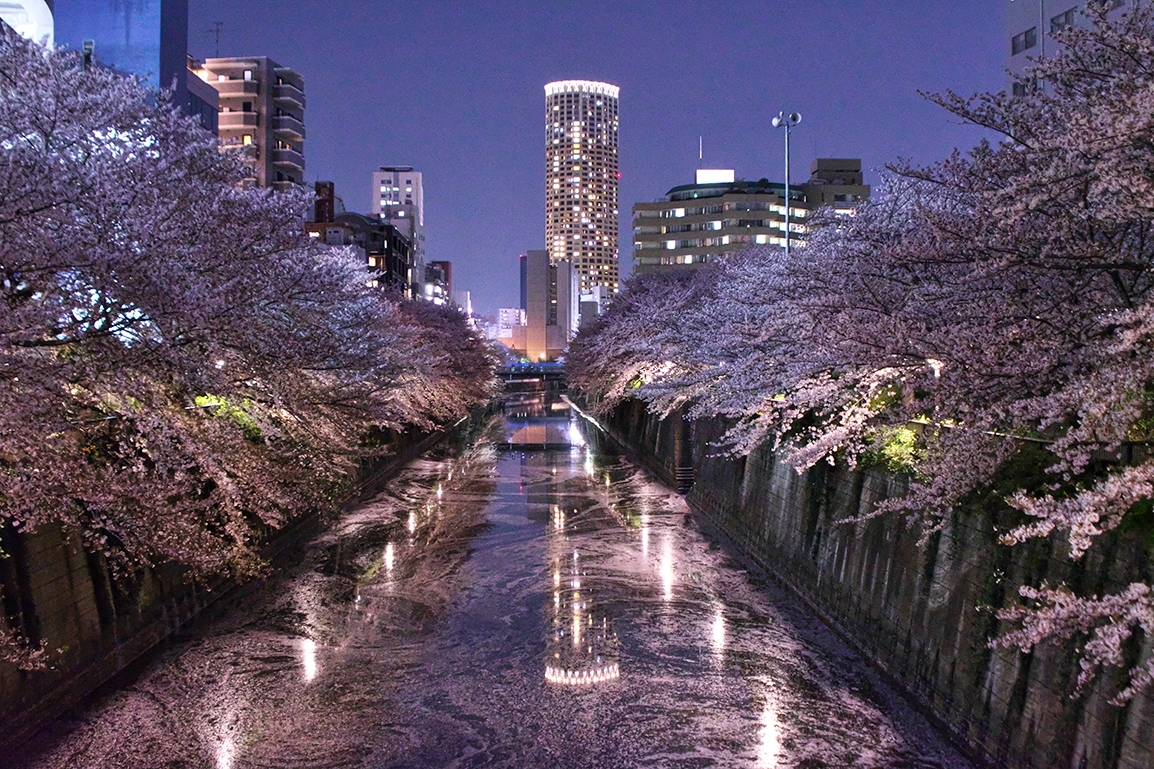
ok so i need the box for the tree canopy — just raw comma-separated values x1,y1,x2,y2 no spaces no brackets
569,6,1154,702
0,28,497,664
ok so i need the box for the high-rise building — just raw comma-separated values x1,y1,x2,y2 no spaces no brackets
1005,1,1133,92
193,56,305,189
372,167,425,298
51,0,217,132
632,159,869,275
499,250,579,361
545,80,620,294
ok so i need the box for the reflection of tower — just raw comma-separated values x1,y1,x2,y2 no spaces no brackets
545,506,619,685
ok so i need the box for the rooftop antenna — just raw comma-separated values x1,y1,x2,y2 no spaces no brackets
205,21,223,57
698,135,703,167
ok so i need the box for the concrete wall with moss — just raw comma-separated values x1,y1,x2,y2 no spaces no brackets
603,399,1154,769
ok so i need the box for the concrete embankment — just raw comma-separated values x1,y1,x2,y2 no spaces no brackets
594,397,1154,769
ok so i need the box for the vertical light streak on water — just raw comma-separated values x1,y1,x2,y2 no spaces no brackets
302,638,317,683
215,736,235,769
407,511,417,533
640,512,650,557
384,542,394,574
711,608,726,654
660,535,674,601
757,683,782,768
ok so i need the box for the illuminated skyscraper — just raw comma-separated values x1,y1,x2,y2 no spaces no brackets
545,80,620,294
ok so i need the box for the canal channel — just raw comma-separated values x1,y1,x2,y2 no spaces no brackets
16,393,970,768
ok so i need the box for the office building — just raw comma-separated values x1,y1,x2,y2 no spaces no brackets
193,56,305,189
425,263,450,306
499,250,579,361
0,0,52,45
372,167,425,298
1006,1,1132,92
545,80,620,294
52,0,217,132
631,159,869,276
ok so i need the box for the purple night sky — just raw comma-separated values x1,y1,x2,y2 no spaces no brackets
186,1,1005,317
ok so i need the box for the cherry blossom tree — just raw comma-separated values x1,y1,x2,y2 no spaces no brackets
0,28,495,666
570,6,1154,700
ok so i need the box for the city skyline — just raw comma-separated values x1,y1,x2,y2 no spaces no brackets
182,2,1005,317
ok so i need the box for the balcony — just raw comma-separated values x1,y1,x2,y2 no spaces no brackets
273,82,306,109
218,111,258,130
211,79,259,97
272,147,305,170
273,114,306,140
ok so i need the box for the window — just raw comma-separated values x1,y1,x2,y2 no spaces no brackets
1012,81,1032,97
1012,27,1037,55
1051,8,1075,33
243,70,253,81
242,101,252,112
242,134,252,145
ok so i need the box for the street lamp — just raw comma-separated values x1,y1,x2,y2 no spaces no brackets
771,111,801,257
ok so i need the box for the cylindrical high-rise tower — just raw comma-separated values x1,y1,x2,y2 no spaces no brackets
545,80,620,295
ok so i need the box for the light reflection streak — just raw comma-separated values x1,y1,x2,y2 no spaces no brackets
757,686,782,767
302,638,317,682
384,542,394,573
407,511,417,533
216,736,236,769
640,512,649,557
711,609,726,654
660,536,674,600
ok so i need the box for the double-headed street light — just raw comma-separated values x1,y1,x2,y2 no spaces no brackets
771,111,801,257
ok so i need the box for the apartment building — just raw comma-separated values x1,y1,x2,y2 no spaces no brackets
193,56,305,189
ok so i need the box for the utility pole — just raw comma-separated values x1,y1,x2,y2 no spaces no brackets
771,111,802,257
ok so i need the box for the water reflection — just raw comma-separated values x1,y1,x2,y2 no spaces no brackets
301,638,317,683
16,392,971,769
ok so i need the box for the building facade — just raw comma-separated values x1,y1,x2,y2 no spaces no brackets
1005,0,1134,91
371,167,425,299
545,80,620,295
0,0,53,45
500,250,579,361
193,56,305,189
631,159,869,276
51,0,217,132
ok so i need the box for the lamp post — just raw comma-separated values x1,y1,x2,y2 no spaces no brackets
771,111,801,257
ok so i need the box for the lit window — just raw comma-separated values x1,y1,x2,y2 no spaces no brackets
242,134,252,145
243,70,253,81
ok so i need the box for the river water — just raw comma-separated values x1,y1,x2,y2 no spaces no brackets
18,397,971,768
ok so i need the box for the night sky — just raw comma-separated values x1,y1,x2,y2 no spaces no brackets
186,1,1006,316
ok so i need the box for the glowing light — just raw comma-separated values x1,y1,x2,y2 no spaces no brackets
711,611,726,653
544,80,620,99
216,737,236,769
544,663,620,685
660,537,674,600
436,484,443,500
302,638,317,682
757,689,781,767
407,511,417,533
640,513,650,557
384,542,394,573
568,421,586,447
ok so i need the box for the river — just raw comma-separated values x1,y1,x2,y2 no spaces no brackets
17,396,971,768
